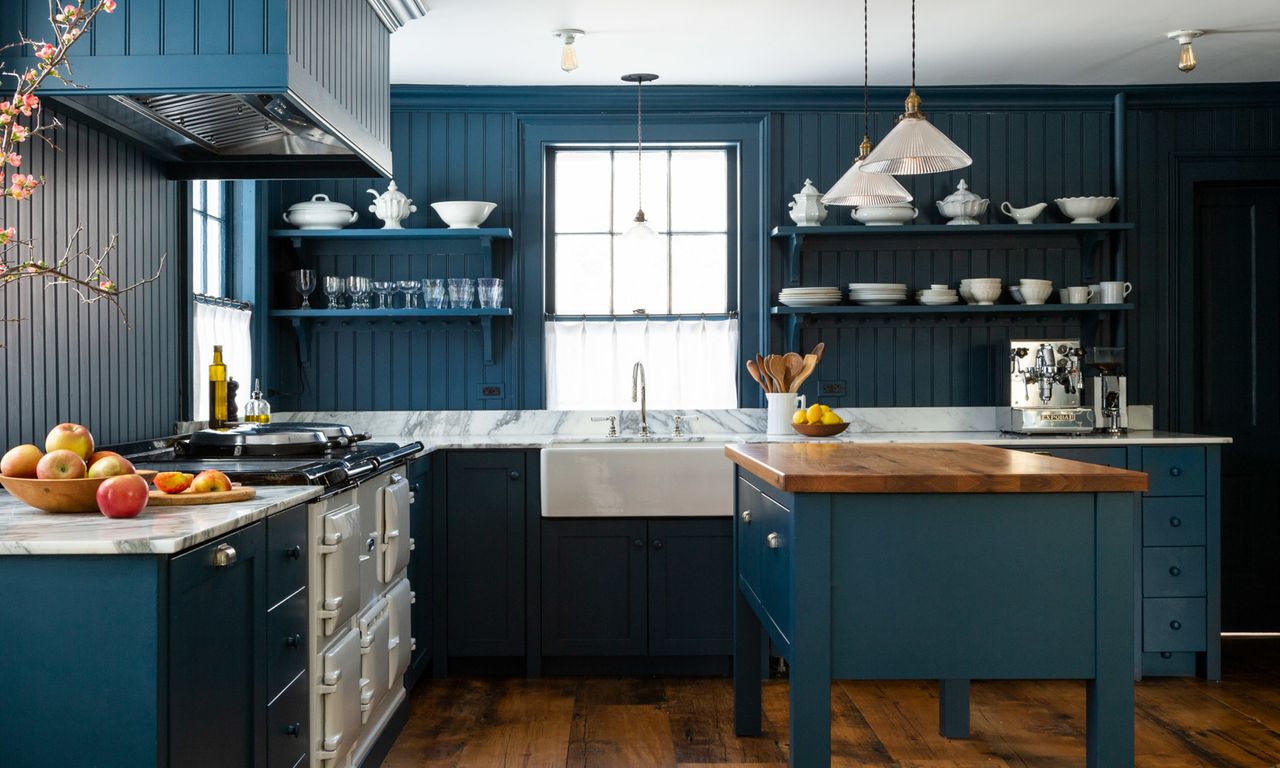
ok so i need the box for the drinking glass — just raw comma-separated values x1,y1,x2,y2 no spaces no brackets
346,276,371,309
323,275,346,309
371,280,396,309
477,277,504,308
447,278,475,308
397,279,422,309
292,269,316,309
421,278,447,309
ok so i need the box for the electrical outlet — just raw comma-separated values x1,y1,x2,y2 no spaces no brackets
817,380,846,397
478,384,503,399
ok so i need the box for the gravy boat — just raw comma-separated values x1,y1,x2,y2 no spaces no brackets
1000,201,1047,224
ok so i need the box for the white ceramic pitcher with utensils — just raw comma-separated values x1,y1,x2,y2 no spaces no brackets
767,392,807,435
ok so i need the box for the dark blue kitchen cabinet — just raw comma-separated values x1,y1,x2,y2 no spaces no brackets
406,458,432,686
649,519,734,656
445,451,527,658
169,521,268,767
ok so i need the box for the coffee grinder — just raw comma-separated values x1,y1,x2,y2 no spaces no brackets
1088,346,1129,433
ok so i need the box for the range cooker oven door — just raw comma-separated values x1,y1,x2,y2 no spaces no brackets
379,471,412,583
318,502,361,638
386,576,413,688
315,626,361,768
357,597,390,725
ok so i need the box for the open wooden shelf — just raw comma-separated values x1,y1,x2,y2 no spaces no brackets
269,227,512,240
769,303,1133,316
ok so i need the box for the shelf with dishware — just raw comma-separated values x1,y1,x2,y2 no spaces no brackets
270,227,514,274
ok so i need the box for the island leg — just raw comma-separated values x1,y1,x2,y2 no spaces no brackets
788,499,832,767
1087,492,1135,767
734,587,763,736
938,679,970,738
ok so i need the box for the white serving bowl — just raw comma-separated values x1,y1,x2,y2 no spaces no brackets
431,201,497,229
1020,283,1054,305
969,284,1002,305
937,198,989,225
282,194,359,230
852,203,918,226
1054,196,1119,224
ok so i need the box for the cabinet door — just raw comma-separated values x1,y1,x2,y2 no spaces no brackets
168,522,267,768
542,519,647,656
407,459,431,679
648,519,733,656
446,452,526,656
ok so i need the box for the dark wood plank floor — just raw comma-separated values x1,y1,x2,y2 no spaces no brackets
383,638,1280,767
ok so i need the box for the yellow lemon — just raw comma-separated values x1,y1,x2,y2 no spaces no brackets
792,410,807,425
806,404,823,424
820,411,843,425
820,404,832,413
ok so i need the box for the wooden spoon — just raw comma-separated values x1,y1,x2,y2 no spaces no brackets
766,356,790,395
809,341,826,363
745,359,767,393
754,354,772,392
790,354,819,392
783,352,805,384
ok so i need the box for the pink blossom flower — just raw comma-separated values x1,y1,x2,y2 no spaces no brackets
35,43,57,61
55,4,82,22
23,69,38,84
5,153,21,168
10,125,31,142
6,173,39,200
0,101,14,116
16,94,39,117
0,227,15,246
102,0,117,12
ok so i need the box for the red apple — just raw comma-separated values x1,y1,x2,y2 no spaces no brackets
96,474,150,518
45,423,95,461
190,469,232,494
1,444,43,478
36,449,88,479
154,471,195,494
88,450,124,465
87,454,135,479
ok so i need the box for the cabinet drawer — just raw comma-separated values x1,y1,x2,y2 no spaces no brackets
1142,447,1206,496
1143,547,1206,597
267,503,308,608
1020,446,1128,468
266,671,308,768
735,477,764,604
267,588,308,701
1142,498,1206,547
755,490,793,646
1143,598,1206,652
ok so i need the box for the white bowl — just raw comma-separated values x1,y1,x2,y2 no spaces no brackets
852,203,918,226
282,194,359,230
1021,283,1054,304
1019,278,1052,287
431,201,497,229
1054,196,1119,224
1009,286,1025,303
969,284,1002,305
958,285,974,303
937,198,989,225
967,277,1003,286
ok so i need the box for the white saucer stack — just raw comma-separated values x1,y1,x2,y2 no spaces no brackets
778,286,843,306
848,282,908,306
916,284,960,305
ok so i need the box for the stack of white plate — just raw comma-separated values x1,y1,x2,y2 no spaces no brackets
778,286,843,306
848,282,908,306
916,284,960,306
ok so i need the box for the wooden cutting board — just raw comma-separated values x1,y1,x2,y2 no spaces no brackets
148,483,256,506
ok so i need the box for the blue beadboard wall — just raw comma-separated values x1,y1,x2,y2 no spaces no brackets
0,110,182,447
260,85,1280,424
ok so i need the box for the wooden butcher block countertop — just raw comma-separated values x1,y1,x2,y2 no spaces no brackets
725,442,1149,494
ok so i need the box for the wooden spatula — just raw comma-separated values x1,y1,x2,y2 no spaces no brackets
790,354,819,392
784,352,805,384
810,341,825,362
766,355,790,395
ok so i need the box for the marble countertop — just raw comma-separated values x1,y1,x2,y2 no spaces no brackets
0,486,321,556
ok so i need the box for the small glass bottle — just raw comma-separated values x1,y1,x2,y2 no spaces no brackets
208,345,228,428
244,378,272,424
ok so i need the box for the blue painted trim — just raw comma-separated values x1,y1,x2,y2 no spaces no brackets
771,223,1135,237
770,304,1134,315
270,308,512,317
7,55,290,93
391,83,1280,114
269,228,513,240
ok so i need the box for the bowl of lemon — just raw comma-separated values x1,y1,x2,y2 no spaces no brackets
791,403,849,437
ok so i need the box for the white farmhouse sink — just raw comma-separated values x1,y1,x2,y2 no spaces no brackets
540,443,734,517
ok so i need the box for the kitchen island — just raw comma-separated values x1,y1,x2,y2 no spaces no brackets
726,442,1149,767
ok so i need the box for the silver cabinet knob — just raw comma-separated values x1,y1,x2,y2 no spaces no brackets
740,509,752,523
213,543,237,567
766,532,781,549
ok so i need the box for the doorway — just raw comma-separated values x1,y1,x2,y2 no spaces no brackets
1194,183,1280,631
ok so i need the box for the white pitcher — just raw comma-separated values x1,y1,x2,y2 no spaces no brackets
766,392,807,435
1000,201,1047,224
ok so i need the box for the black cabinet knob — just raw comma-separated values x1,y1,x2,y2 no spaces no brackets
285,723,300,737
1161,651,1173,659
286,545,302,560
285,633,302,648
651,539,663,550
1169,516,1182,528
509,470,521,480
1169,467,1182,477
1170,620,1182,631
632,538,644,548
1169,565,1181,577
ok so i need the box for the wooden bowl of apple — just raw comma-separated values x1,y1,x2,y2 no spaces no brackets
0,423,155,515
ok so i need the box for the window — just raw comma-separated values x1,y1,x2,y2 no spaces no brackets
191,180,228,296
545,147,739,410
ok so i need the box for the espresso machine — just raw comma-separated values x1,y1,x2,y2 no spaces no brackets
1088,346,1129,433
1005,340,1097,434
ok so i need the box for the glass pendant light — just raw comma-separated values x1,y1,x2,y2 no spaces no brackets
861,0,972,176
821,0,912,207
622,73,659,241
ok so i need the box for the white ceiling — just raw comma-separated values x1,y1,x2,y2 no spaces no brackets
391,0,1280,87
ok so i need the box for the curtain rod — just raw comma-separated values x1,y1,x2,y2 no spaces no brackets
194,293,252,311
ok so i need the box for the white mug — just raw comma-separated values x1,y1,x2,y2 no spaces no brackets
1088,284,1102,304
766,392,807,435
1099,281,1132,304
1058,288,1070,304
1067,286,1093,304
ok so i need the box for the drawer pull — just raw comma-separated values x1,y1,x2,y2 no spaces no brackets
651,539,663,550
1170,620,1182,631
740,509,752,524
1169,565,1182,577
285,723,301,737
1169,516,1182,528
1161,651,1173,659
213,544,237,567
1169,467,1182,477
285,633,302,648
767,532,781,549
509,470,521,480
632,538,644,548
286,545,302,560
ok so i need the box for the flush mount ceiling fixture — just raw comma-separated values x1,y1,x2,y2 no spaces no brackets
861,0,972,176
1168,29,1205,72
553,29,585,72
822,0,912,207
623,73,660,241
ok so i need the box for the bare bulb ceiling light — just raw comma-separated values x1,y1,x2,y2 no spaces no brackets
1167,30,1204,73
554,29,584,72
623,73,660,241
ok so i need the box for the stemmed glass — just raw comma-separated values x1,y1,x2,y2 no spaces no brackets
292,269,316,309
346,276,371,309
397,279,421,309
323,276,346,309
371,280,396,309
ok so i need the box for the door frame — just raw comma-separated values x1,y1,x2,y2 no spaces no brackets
1171,153,1280,431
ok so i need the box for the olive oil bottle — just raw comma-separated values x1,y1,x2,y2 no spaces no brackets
208,345,229,428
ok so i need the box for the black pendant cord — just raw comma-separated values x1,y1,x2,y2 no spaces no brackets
636,78,644,216
911,0,917,89
862,0,869,140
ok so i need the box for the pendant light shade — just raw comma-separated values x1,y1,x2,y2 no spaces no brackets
623,212,658,241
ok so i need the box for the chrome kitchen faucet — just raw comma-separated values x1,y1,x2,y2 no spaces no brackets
632,361,650,437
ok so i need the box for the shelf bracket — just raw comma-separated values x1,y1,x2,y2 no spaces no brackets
786,234,804,286
480,315,495,364
289,318,311,367
785,313,804,352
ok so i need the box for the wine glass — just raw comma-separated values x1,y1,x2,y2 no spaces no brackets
323,275,346,309
371,280,396,309
291,269,316,309
397,279,421,309
346,276,371,309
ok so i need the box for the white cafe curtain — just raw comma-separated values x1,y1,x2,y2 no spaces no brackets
546,318,739,410
192,299,253,421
